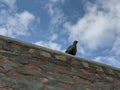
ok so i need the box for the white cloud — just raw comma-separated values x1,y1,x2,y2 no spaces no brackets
65,0,120,54
17,11,35,27
94,56,120,68
35,41,62,51
49,0,65,3
49,34,58,41
45,0,66,28
0,0,16,10
0,0,37,37
0,10,36,37
64,0,120,67
111,36,120,56
41,0,66,49
34,33,64,51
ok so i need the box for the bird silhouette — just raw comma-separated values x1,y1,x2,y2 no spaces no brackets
65,40,78,55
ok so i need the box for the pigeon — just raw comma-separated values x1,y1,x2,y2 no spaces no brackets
65,40,78,55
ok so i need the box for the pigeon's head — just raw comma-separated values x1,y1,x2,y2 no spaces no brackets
74,40,78,44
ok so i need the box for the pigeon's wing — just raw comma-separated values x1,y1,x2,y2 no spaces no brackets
65,45,74,53
72,47,77,55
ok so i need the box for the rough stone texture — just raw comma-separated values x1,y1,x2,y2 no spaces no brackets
0,35,120,90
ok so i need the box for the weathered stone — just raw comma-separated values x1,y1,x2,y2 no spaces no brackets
48,71,70,78
106,76,114,82
21,54,32,58
103,83,110,89
73,76,95,86
58,82,74,89
107,69,114,75
0,76,12,87
48,71,60,75
86,88,91,90
28,48,35,53
40,51,51,57
2,45,14,52
95,73,101,79
0,64,14,72
31,57,47,63
116,80,120,85
0,35,120,90
42,87,48,90
0,40,6,44
11,44,21,49
55,55,66,61
8,69,34,78
0,57,11,63
118,72,120,78
0,87,15,90
0,66,4,72
71,59,78,64
22,64,42,72
40,77,49,83
80,69,92,76
82,62,89,68
96,66,104,72
57,65,74,71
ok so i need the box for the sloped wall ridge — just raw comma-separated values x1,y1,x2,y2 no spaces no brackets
0,35,120,90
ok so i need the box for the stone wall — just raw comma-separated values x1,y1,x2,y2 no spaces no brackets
0,35,120,90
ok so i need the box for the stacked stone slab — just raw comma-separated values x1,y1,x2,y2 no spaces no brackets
0,35,120,90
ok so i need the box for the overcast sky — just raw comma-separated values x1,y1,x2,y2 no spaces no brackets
0,0,120,68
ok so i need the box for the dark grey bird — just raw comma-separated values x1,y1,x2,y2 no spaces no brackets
65,40,78,55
